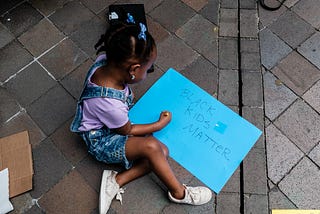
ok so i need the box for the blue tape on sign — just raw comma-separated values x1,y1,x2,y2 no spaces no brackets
214,121,227,134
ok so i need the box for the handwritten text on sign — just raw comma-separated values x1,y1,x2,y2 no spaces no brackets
129,68,262,193
180,88,231,161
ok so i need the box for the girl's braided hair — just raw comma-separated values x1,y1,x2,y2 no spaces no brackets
94,22,155,67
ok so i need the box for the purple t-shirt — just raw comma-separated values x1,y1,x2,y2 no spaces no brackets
78,54,130,132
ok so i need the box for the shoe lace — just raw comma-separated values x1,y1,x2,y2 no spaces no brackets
184,185,200,203
115,188,125,205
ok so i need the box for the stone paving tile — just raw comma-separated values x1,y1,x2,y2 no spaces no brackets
240,9,258,38
163,199,215,214
263,71,297,121
269,10,315,49
242,71,263,107
218,69,239,106
9,193,34,214
243,148,267,194
111,175,170,213
279,157,320,208
24,205,45,214
48,0,95,35
240,0,257,9
241,55,260,72
244,194,268,214
199,0,219,25
113,0,163,14
176,14,218,66
0,112,46,147
0,0,24,16
274,99,320,153
219,38,238,69
0,23,14,49
167,158,194,184
29,0,69,16
38,170,98,213
242,106,264,149
266,124,304,184
149,0,195,33
241,38,259,52
283,0,300,8
4,61,56,107
241,39,260,71
221,167,240,193
181,56,218,95
76,155,114,192
298,32,320,69
220,0,237,9
292,0,320,29
50,118,88,165
61,59,93,99
80,0,115,14
0,2,43,36
302,80,320,113
38,38,88,80
146,15,170,44
18,18,64,57
156,35,199,71
219,8,238,37
0,87,21,124
181,0,208,11
308,142,320,167
70,15,107,59
0,40,33,82
30,138,72,198
216,192,240,214
27,84,76,135
271,51,320,96
259,28,292,70
268,182,297,209
258,2,287,27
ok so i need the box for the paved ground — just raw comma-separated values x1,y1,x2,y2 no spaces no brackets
1,0,319,213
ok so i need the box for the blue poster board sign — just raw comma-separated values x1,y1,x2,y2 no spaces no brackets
129,68,262,193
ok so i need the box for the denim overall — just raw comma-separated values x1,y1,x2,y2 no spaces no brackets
70,58,134,169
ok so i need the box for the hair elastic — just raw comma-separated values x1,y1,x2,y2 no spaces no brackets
126,13,135,24
138,23,147,41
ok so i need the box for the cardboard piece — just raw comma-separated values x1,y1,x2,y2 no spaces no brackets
272,210,320,214
129,68,262,193
0,131,33,198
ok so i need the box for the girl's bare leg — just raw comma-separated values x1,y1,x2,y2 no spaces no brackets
115,136,185,199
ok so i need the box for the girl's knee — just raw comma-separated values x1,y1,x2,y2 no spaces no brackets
144,136,163,154
146,137,169,158
160,143,169,158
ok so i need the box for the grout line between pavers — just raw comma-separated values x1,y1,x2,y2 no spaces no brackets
3,36,68,84
4,108,25,124
237,0,245,213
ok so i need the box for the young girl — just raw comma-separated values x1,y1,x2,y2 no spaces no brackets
70,17,212,214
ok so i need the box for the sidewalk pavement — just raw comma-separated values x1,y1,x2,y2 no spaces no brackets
0,0,319,213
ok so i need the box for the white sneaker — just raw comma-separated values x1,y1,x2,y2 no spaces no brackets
99,170,124,214
168,184,212,205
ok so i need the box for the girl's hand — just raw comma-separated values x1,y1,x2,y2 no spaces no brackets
114,111,172,136
157,111,172,129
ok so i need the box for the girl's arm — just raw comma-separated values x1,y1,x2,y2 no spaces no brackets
113,111,171,136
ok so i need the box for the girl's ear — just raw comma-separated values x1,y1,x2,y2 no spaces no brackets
129,64,141,74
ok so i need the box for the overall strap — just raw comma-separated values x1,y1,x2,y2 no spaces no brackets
83,58,107,87
81,86,127,102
